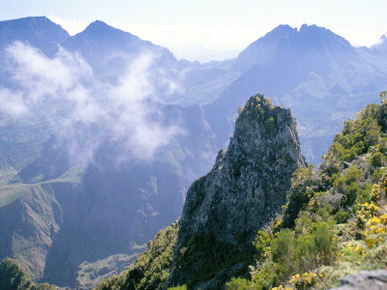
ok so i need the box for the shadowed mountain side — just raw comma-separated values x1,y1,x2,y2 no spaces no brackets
39,103,216,287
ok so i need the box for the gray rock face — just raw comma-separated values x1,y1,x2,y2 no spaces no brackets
168,95,306,288
332,270,387,290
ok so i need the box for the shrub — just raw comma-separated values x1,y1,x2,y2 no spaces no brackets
334,210,351,224
168,285,187,290
271,229,295,265
370,152,384,167
254,230,271,260
226,277,251,290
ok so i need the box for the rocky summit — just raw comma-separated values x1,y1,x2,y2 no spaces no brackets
168,94,306,289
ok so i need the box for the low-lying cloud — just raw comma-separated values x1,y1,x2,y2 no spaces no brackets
1,41,183,165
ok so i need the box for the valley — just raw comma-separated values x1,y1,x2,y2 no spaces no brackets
0,16,386,288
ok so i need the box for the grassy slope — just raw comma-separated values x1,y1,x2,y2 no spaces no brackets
0,165,83,282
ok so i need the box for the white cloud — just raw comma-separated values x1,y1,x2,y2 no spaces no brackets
1,42,182,164
0,88,28,116
47,16,89,36
6,42,93,106
114,23,258,62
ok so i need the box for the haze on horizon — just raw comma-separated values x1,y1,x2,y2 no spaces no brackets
0,0,386,62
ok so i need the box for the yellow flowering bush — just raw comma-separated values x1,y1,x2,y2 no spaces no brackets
342,242,366,257
357,201,380,225
364,214,387,248
371,184,381,201
355,185,386,248
273,218,284,232
272,285,292,290
289,272,320,289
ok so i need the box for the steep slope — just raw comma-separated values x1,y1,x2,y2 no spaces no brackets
0,101,216,287
0,258,55,289
225,95,387,289
97,222,179,290
167,95,306,288
98,94,387,290
1,17,387,288
0,17,220,287
97,94,306,290
0,179,80,282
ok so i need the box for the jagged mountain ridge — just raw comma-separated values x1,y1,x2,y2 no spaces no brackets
205,24,387,164
236,24,355,73
0,16,386,288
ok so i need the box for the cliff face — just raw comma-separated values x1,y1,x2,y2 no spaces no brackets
168,95,306,288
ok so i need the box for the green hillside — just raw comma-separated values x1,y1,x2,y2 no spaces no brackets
96,92,387,289
0,258,55,290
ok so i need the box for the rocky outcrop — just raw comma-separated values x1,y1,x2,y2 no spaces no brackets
332,270,387,290
168,95,306,289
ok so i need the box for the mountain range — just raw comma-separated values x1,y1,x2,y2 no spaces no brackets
0,16,386,288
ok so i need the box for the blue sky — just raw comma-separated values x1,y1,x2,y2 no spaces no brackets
1,0,386,62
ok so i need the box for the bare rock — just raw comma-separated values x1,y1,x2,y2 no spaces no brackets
332,270,387,290
167,94,306,288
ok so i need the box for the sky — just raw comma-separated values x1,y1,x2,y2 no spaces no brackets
0,0,386,62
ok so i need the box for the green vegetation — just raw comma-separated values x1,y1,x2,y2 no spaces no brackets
171,233,255,289
225,96,387,289
0,183,29,207
2,92,378,289
76,254,139,289
0,117,52,170
168,286,187,290
94,93,386,289
96,221,179,290
0,258,55,290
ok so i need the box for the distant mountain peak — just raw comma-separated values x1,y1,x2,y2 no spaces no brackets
3,16,53,24
236,23,353,70
266,24,297,37
298,23,333,36
376,33,387,45
371,33,387,53
90,20,108,26
0,16,68,33
299,23,321,32
68,19,140,46
0,16,69,55
85,20,119,31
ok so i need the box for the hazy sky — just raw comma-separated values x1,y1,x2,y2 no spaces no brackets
1,0,386,62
